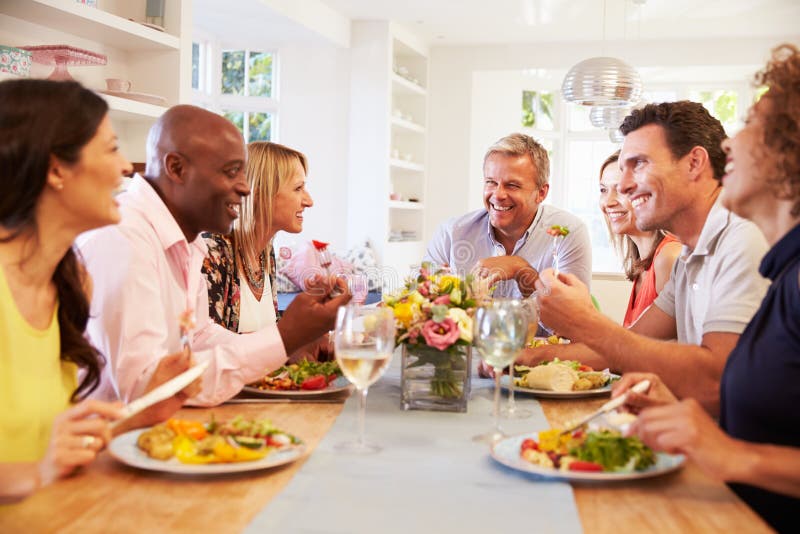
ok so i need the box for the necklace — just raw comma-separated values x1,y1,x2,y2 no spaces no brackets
240,248,266,291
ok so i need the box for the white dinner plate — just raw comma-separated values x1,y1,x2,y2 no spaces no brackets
241,376,352,398
500,374,619,399
490,432,685,482
109,429,306,475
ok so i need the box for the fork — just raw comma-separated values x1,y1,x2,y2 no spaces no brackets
558,379,651,436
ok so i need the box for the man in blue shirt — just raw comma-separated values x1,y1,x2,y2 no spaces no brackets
424,133,592,298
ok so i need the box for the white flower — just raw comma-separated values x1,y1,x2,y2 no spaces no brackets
447,308,473,343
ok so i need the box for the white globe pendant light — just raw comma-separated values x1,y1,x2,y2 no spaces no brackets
561,57,642,107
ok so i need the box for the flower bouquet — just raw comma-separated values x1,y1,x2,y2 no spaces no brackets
384,263,485,412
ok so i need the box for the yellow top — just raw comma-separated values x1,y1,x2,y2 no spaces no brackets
0,266,76,462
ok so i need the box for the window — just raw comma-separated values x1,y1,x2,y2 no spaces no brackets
689,89,739,132
192,40,278,142
521,90,555,130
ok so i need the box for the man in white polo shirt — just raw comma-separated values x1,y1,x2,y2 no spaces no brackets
524,101,769,414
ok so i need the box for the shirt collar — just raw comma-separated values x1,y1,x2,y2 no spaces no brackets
759,222,800,280
125,174,207,255
485,205,543,251
682,196,730,260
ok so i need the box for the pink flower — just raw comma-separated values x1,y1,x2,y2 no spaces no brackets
421,318,460,350
418,280,431,296
433,295,451,305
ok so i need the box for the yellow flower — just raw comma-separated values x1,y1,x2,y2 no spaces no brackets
393,302,416,328
407,291,426,305
447,308,473,343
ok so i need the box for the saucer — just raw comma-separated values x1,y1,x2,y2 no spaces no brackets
99,89,167,106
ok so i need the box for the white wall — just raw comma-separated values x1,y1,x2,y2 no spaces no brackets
274,43,351,254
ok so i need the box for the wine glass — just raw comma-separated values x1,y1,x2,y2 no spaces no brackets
500,298,538,419
472,299,528,443
348,272,369,305
333,304,396,454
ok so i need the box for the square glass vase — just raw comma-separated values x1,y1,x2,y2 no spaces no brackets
400,343,471,413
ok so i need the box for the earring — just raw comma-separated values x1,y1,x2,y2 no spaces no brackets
54,182,64,191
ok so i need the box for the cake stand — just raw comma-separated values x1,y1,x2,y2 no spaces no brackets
20,45,107,81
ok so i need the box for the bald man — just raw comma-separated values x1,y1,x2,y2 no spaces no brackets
78,106,349,406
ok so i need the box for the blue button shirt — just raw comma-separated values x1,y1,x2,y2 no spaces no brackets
720,222,800,532
423,205,592,296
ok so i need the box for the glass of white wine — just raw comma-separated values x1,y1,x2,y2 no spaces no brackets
472,299,528,443
500,298,538,420
334,304,396,454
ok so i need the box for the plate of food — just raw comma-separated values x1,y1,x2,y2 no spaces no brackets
501,359,619,398
241,360,351,397
109,415,306,475
491,428,685,482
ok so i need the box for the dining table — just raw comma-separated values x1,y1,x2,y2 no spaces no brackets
0,369,773,534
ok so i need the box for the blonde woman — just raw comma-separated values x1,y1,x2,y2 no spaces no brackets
598,151,682,327
202,141,313,333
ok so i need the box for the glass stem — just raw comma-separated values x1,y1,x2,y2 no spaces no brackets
493,369,502,435
357,387,368,447
507,365,517,412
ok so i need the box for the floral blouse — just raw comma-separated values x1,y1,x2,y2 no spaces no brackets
201,233,279,333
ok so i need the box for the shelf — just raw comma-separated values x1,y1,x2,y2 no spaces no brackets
100,92,166,122
391,73,426,96
391,116,426,133
389,200,424,210
2,0,180,51
389,159,425,172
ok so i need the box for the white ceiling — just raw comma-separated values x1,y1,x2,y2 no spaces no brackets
319,0,800,45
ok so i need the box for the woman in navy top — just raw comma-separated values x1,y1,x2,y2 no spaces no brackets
615,43,800,533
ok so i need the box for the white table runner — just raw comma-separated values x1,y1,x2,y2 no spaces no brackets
246,358,583,534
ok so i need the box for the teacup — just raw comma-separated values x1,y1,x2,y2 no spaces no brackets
106,78,132,92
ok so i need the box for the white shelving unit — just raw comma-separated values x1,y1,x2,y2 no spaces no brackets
0,0,191,162
347,21,429,290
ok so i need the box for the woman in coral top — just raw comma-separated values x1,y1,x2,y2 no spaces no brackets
598,151,682,327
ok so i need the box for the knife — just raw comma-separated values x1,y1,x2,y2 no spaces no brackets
558,379,651,436
111,360,209,429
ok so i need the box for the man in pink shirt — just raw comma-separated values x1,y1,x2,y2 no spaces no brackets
79,106,348,406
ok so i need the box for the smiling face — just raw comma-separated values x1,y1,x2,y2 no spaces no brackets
178,123,250,236
54,114,132,232
483,153,548,244
618,124,693,233
599,162,639,236
270,158,313,234
720,97,773,220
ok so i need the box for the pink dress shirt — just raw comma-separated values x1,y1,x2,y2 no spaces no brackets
78,175,287,406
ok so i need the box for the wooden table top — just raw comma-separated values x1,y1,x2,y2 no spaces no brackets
0,397,773,534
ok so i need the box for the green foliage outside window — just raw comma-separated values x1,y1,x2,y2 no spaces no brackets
692,90,738,125
222,51,245,95
522,90,554,129
248,112,272,142
248,52,273,97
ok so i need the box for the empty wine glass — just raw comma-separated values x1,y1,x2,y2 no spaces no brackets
472,299,528,443
333,304,396,454
348,272,369,305
500,298,538,419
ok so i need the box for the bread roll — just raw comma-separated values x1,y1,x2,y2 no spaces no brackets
523,364,579,391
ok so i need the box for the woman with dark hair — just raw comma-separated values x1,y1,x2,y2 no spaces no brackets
615,43,800,532
0,79,193,501
598,151,681,327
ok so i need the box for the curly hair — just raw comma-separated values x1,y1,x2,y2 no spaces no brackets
754,43,800,216
620,101,727,181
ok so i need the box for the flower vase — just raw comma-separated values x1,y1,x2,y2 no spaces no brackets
401,343,471,413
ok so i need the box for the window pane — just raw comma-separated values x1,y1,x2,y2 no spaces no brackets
688,89,739,131
564,139,621,272
568,104,594,132
248,51,273,97
191,43,200,90
521,90,554,130
248,112,272,142
223,110,244,134
221,50,245,95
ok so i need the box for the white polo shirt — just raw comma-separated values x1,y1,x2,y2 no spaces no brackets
653,198,770,345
